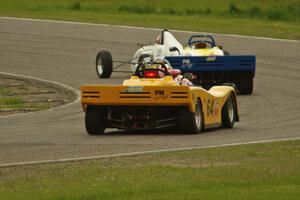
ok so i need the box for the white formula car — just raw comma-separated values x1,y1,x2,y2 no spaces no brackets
95,30,256,94
131,29,225,71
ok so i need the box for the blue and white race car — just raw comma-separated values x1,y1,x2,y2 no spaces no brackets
96,30,256,94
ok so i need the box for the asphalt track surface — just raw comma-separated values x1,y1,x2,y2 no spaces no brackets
0,18,300,165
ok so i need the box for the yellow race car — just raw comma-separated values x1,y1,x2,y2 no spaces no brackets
81,60,239,135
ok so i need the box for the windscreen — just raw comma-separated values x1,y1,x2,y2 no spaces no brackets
162,31,183,52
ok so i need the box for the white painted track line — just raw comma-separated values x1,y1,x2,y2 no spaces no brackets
1,136,300,168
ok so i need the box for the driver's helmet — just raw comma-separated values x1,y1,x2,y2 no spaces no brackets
151,59,172,69
147,59,169,78
139,59,171,78
155,35,162,44
150,59,181,78
193,42,207,49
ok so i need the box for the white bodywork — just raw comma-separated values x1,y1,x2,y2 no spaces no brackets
132,30,224,72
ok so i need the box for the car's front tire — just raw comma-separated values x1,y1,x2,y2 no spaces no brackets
96,51,113,78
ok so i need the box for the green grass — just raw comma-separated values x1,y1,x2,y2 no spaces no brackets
1,140,300,200
0,80,55,112
0,96,50,111
0,0,299,39
28,103,50,110
0,96,51,111
0,86,7,95
0,96,24,106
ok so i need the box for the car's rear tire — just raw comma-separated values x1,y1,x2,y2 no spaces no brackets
180,99,204,134
238,73,253,94
222,93,236,128
96,51,113,78
85,106,107,135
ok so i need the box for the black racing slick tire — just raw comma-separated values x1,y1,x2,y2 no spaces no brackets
222,93,236,128
180,99,204,134
96,51,113,78
238,73,253,95
85,106,107,135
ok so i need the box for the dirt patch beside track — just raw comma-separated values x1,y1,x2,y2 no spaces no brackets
0,74,76,116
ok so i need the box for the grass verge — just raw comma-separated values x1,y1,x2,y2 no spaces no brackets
0,140,299,200
0,96,24,108
0,75,76,115
0,0,299,39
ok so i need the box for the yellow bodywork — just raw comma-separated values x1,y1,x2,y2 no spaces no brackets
182,46,223,56
81,76,238,127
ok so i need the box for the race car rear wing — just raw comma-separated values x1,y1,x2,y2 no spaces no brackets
80,85,195,112
165,55,256,76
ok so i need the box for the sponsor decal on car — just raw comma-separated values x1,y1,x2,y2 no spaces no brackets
124,86,144,93
206,99,219,117
213,100,219,116
155,89,164,96
154,89,169,100
182,59,193,68
206,99,214,117
206,56,216,62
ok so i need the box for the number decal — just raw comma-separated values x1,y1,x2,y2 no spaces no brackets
155,90,164,96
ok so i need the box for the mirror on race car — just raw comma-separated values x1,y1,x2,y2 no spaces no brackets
169,46,178,51
183,72,193,80
169,46,180,55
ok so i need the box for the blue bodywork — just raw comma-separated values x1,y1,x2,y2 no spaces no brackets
167,34,256,76
163,32,256,94
165,55,256,76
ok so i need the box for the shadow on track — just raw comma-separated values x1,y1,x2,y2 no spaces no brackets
85,127,221,137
